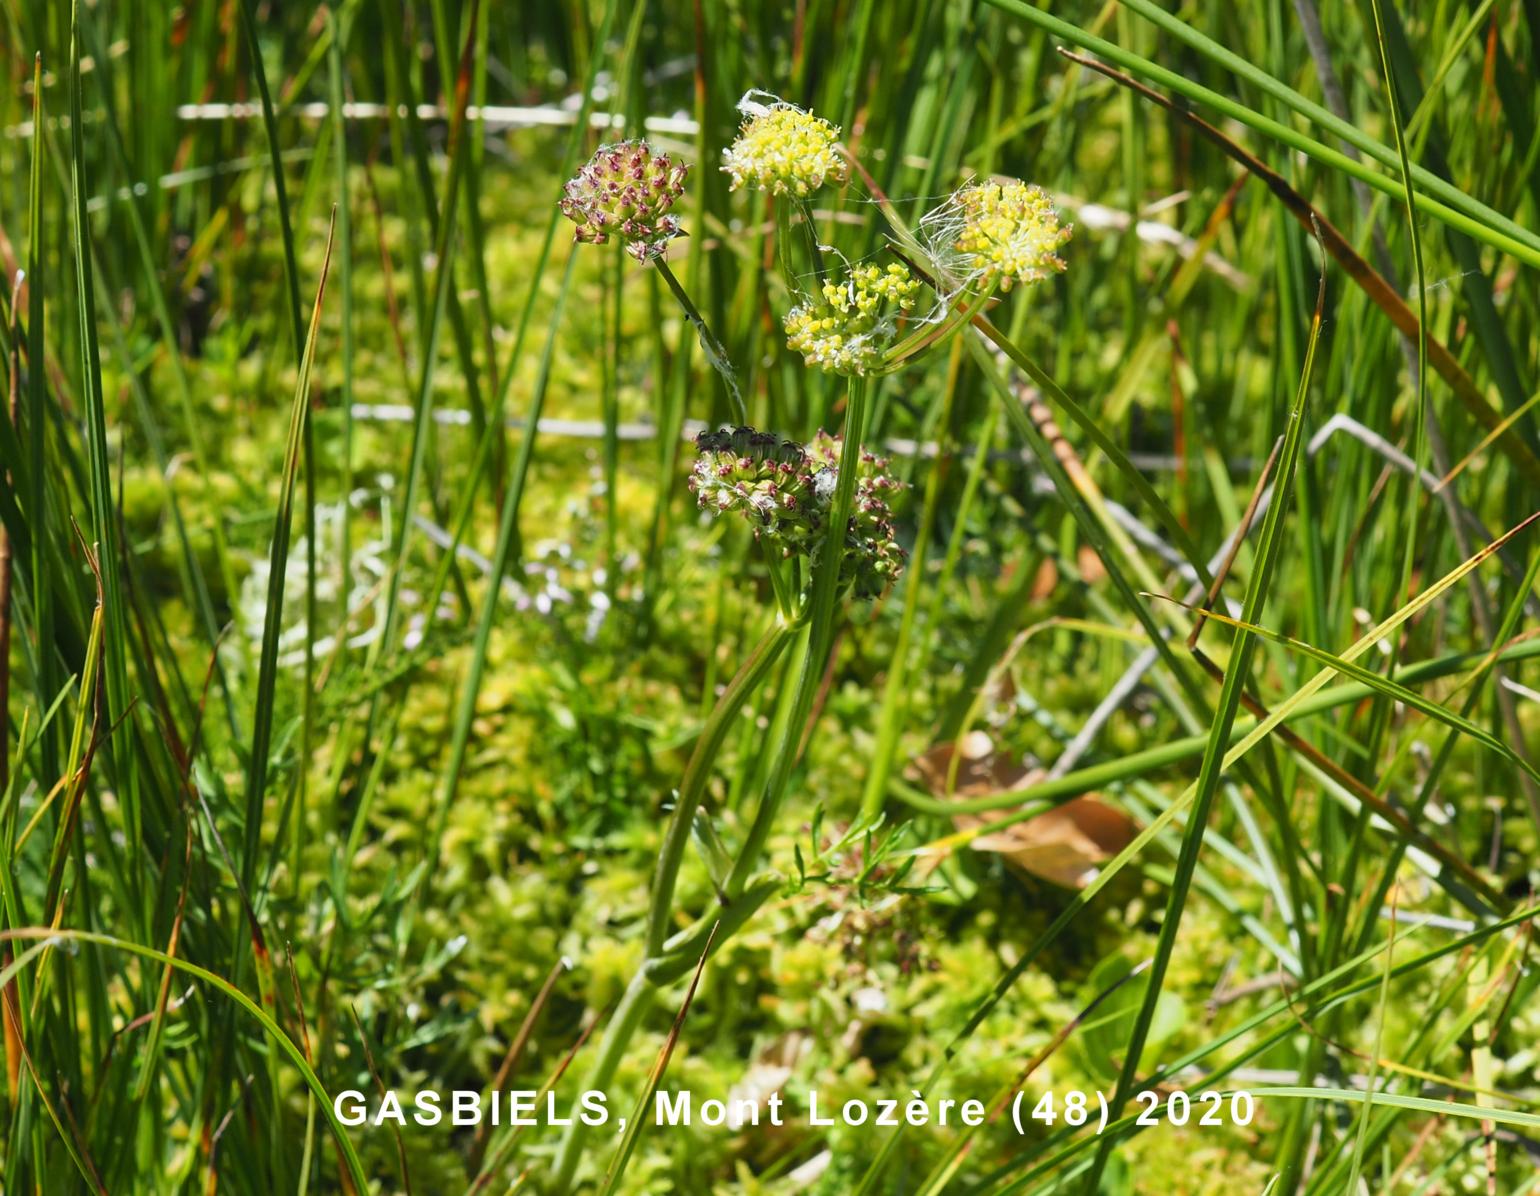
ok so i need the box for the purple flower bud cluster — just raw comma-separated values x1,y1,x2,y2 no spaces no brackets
688,427,820,550
559,141,689,262
690,426,907,600
806,432,907,599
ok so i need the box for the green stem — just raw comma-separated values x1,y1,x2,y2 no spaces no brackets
1081,246,1324,1196
982,0,1540,269
860,371,956,821
547,615,794,1193
654,255,746,422
645,619,797,956
887,631,1540,819
794,196,828,281
764,551,796,619
547,970,655,1193
728,375,870,895
552,377,871,1190
647,877,782,984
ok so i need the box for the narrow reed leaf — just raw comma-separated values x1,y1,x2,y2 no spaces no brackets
241,213,337,887
984,0,1540,267
1085,243,1327,1191
0,928,370,1192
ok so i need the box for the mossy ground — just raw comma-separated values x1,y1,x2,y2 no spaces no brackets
97,134,1530,1192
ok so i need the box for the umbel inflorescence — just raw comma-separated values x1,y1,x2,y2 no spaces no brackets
922,178,1072,292
689,426,905,600
722,94,849,198
559,140,688,261
783,262,922,376
557,95,1072,600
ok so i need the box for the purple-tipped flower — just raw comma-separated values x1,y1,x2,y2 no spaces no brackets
805,432,907,599
688,426,819,551
690,426,907,600
559,140,689,262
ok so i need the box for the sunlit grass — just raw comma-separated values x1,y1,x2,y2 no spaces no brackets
2,1,1540,1193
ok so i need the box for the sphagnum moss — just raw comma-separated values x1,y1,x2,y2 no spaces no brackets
12,5,1534,1193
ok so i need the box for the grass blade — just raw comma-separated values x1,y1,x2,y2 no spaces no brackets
240,212,336,886
1082,240,1326,1191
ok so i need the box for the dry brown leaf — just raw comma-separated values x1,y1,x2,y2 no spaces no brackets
961,797,1138,888
909,730,1033,797
1030,557,1060,600
908,732,1138,889
1077,544,1108,585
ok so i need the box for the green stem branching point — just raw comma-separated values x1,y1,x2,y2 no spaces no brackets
728,376,871,895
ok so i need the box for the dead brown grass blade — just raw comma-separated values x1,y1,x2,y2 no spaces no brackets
1057,48,1540,489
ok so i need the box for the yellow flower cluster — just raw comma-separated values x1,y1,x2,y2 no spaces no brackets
950,179,1071,291
783,262,920,375
723,104,849,198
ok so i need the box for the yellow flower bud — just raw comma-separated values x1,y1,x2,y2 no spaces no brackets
925,178,1072,292
722,95,848,198
783,262,922,375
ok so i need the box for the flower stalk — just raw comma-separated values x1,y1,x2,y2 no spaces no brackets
547,619,792,1191
728,375,871,894
561,140,746,422
548,123,1084,1196
548,378,876,1192
652,255,747,423
644,618,799,956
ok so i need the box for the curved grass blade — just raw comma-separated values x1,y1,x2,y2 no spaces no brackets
0,928,369,1192
1115,0,1538,264
1254,1086,1540,1131
3,940,103,1192
67,0,136,865
1080,219,1327,1196
956,901,1540,1191
928,514,1540,901
980,0,1540,268
1148,597,1540,790
1055,48,1540,488
595,925,717,1196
